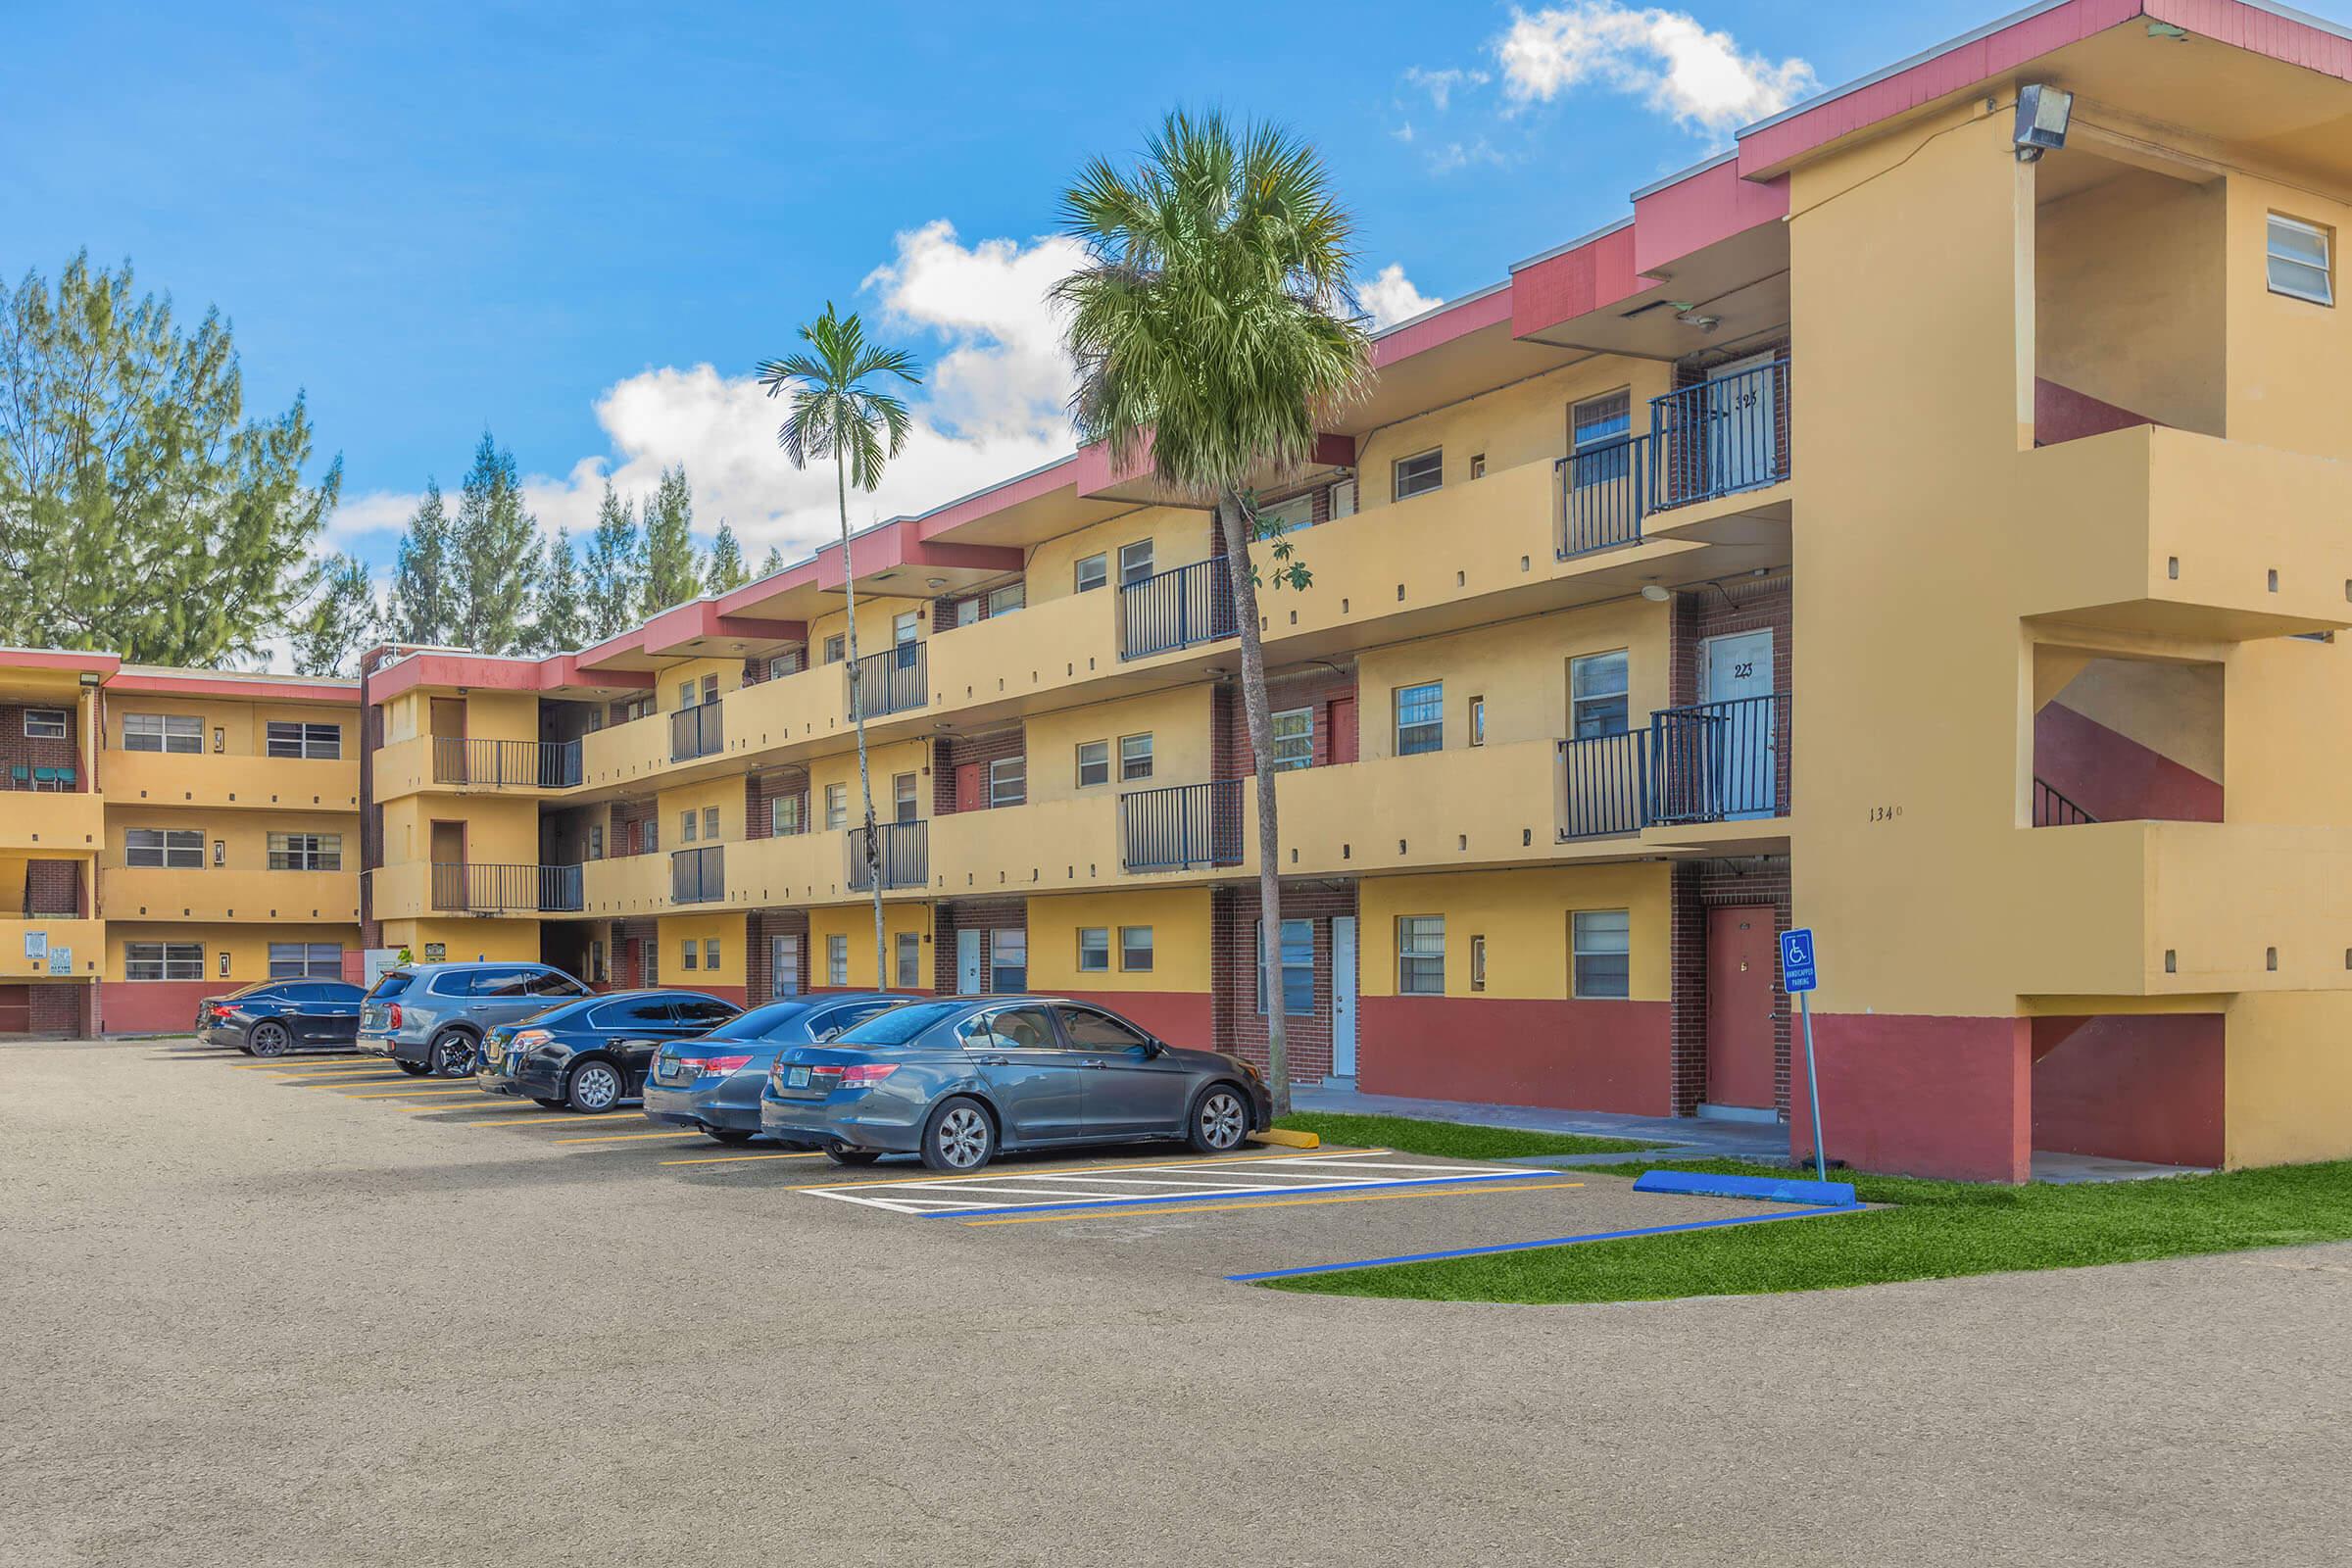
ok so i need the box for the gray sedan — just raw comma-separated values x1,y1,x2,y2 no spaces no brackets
758,997,1273,1171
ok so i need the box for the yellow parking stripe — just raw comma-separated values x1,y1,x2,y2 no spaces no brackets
661,1150,833,1167
668,1145,1383,1178
449,1115,581,1126
552,1130,706,1146
335,1086,489,1100
277,1072,404,1083
236,1060,381,1071
961,1180,1585,1225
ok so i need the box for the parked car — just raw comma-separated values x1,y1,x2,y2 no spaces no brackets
758,996,1271,1170
641,993,913,1144
475,990,741,1112
357,961,590,1077
195,979,366,1056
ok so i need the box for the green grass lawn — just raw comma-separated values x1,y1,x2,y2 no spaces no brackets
1271,1111,1662,1161
1269,1154,2352,1304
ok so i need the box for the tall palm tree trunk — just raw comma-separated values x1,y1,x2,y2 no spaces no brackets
836,447,887,986
1218,490,1291,1115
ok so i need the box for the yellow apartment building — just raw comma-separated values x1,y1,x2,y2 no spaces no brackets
0,650,360,1034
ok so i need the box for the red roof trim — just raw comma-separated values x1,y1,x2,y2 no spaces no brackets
106,670,356,705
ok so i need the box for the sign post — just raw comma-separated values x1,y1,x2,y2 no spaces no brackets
1779,927,1827,1184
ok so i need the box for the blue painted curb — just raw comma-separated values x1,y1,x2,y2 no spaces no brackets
1632,1168,1857,1207
1227,1206,1849,1282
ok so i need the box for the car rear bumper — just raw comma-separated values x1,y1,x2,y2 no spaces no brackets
195,1023,247,1049
758,1094,920,1153
643,1080,761,1133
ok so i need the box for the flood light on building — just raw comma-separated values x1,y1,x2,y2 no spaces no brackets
2014,84,2073,161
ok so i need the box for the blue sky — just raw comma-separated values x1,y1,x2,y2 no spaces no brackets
5,0,2015,585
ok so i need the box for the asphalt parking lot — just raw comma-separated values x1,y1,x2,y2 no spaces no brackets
8,1038,2352,1567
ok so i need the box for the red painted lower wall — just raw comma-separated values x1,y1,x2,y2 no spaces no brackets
100,981,217,1036
1055,989,1215,1051
1794,1013,2030,1182
1358,996,1673,1115
2031,1014,2225,1168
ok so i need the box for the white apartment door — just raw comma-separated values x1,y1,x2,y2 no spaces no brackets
1702,629,1777,819
956,928,984,995
1329,916,1359,1079
770,933,800,1000
1707,352,1781,492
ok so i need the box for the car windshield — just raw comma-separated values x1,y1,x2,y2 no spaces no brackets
699,1001,811,1040
831,1001,964,1047
368,971,415,999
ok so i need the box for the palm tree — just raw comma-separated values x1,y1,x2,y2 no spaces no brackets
757,305,921,988
1054,111,1372,1113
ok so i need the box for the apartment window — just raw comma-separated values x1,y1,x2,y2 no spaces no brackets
823,634,846,664
682,939,698,971
123,713,201,754
1075,554,1108,594
1468,454,1487,481
265,721,341,760
1330,477,1357,518
986,581,1025,617
678,680,696,710
1256,918,1313,1016
950,597,979,629
642,817,660,855
1270,708,1314,771
824,784,848,831
1397,916,1446,995
701,674,719,706
990,927,1027,993
2268,214,2334,306
1076,740,1110,788
705,938,720,971
894,772,918,823
125,942,204,981
643,944,658,987
770,933,801,998
893,612,919,670
23,709,67,739
589,825,604,859
1258,494,1312,535
895,930,922,989
988,756,1025,808
1470,934,1488,993
1395,682,1443,756
1570,651,1630,738
771,793,805,836
703,806,720,840
827,934,850,988
267,832,341,871
767,649,804,681
1117,539,1155,586
1392,448,1443,501
269,943,344,979
1569,389,1634,492
590,939,607,982
1118,733,1153,781
125,828,204,869
680,808,698,844
1572,908,1632,999
1469,696,1487,748
1119,925,1154,973
1077,927,1110,972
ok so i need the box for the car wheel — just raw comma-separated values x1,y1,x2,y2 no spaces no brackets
704,1128,757,1146
394,1059,434,1077
531,1097,565,1109
566,1059,624,1114
247,1022,292,1058
1187,1084,1250,1153
823,1142,881,1167
427,1030,477,1078
920,1096,997,1172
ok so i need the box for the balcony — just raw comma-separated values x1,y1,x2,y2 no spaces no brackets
1556,732,1649,840
432,736,582,789
0,785,102,853
1649,359,1789,512
429,861,584,915
670,844,725,904
1120,780,1245,872
846,821,927,891
103,866,357,923
103,747,358,811
1559,693,1792,842
847,644,927,720
1119,559,1237,661
669,701,725,764
1556,436,1651,559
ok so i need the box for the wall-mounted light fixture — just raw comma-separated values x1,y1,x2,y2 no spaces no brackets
2014,84,2073,161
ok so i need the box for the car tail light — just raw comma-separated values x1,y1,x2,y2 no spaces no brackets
837,1062,897,1087
511,1029,552,1052
690,1054,754,1078
386,1004,403,1029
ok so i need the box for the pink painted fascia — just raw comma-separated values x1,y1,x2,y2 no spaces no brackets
1509,223,1642,340
1072,431,1155,497
365,652,654,704
105,669,355,705
1631,163,1789,276
1375,283,1512,368
0,649,121,678
2148,0,2352,78
910,455,1082,542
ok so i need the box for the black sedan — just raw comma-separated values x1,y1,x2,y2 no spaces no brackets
475,990,742,1113
195,980,367,1056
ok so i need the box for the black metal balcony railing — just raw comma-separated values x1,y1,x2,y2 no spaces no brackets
429,862,584,914
1120,780,1246,871
1649,357,1790,512
1557,733,1650,840
846,820,928,891
670,844,725,904
1556,434,1651,559
669,701,724,764
847,643,928,720
431,736,583,789
1119,559,1238,661
1648,694,1789,825
2033,778,2098,827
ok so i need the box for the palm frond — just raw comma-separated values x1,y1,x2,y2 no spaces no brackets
755,303,924,490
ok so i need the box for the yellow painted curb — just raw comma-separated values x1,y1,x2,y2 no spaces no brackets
1251,1128,1321,1150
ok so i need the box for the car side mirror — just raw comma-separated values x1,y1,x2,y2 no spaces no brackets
1141,1040,1166,1058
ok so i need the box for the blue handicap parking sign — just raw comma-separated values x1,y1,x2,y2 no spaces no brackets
1780,928,1818,993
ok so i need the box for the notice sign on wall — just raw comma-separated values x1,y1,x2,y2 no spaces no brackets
24,931,46,960
47,948,71,976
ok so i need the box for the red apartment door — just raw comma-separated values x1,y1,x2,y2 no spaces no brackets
1327,697,1358,764
1704,906,1778,1110
954,762,984,813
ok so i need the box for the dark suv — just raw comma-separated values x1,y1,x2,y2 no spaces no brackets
357,961,590,1077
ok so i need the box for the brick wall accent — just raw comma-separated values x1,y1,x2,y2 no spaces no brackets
746,768,809,841
611,799,657,858
0,703,80,784
24,983,92,1035
1668,855,1792,1117
933,728,1024,814
1212,666,1358,776
1670,573,1792,706
746,908,811,1002
740,648,809,687
932,898,1026,994
1209,880,1356,1084
933,576,1024,631
23,860,83,917
609,917,660,988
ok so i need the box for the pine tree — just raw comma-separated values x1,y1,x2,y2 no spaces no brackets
449,430,542,654
638,465,702,614
0,253,340,665
582,481,642,639
758,544,786,579
388,481,454,644
292,553,378,676
534,528,588,652
706,520,750,593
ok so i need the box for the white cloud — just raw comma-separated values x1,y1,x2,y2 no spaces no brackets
1402,65,1490,112
1426,138,1506,176
1360,264,1443,329
1495,3,1816,135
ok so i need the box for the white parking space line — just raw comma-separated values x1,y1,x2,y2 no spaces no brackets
803,1153,1540,1217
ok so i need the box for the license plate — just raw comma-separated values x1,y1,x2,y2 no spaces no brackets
657,1059,692,1085
787,1065,810,1088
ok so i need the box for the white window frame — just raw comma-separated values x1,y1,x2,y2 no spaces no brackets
1570,650,1631,740
986,581,1025,617
267,832,342,872
824,783,848,832
705,938,720,971
827,933,850,987
1392,448,1443,501
681,939,698,971
1074,553,1108,594
1394,682,1443,756
1076,927,1110,972
703,805,719,840
1572,909,1633,1000
767,649,804,680
123,713,201,754
588,824,604,859
989,927,1027,993
2267,214,2334,306
265,721,341,760
23,709,67,740
1396,915,1446,996
1329,477,1357,518
823,634,846,663
1118,925,1154,973
1256,917,1314,1016
771,792,806,837
125,942,205,981
1269,708,1314,772
125,828,204,869
895,930,922,989
893,771,918,823
988,755,1025,808
269,942,344,979
1075,740,1110,788
1258,494,1312,534
1117,539,1155,586
680,808,698,845
1118,733,1153,782
771,933,801,998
